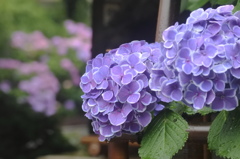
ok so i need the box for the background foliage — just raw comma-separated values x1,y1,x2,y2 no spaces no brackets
0,0,92,158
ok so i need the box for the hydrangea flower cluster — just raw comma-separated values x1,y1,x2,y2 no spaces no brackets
19,71,59,116
150,5,240,111
80,41,163,141
0,59,60,116
11,20,92,62
11,31,49,52
52,20,92,62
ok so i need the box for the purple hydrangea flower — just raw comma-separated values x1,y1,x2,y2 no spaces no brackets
150,5,240,111
80,40,162,141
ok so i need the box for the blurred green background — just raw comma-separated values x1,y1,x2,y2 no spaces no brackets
0,0,92,158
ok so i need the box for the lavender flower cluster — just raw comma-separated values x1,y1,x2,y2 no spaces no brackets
0,59,60,116
11,20,92,62
80,41,163,141
150,5,240,111
80,5,240,140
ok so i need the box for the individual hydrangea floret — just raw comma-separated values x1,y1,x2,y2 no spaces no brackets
80,40,162,141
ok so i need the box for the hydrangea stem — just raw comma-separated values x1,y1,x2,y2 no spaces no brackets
108,141,129,159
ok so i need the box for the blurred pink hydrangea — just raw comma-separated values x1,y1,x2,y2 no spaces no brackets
0,58,60,116
11,20,92,62
11,31,50,52
0,58,22,69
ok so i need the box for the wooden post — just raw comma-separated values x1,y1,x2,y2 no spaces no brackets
108,141,129,159
155,0,181,42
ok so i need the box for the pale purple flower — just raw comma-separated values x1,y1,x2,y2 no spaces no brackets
184,84,207,110
211,89,238,111
11,31,49,52
80,40,160,141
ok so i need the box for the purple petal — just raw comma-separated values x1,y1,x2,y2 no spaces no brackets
192,52,204,66
212,63,230,73
108,110,126,126
100,125,113,137
82,101,90,112
166,47,177,59
183,62,193,74
111,75,121,85
216,5,234,13
129,81,141,92
128,53,140,65
163,28,177,41
93,71,104,84
136,74,148,88
111,65,122,76
136,112,152,127
224,97,238,110
91,106,99,115
211,97,224,111
205,44,217,58
88,98,96,106
117,44,130,55
224,89,236,97
122,73,133,85
98,114,108,122
155,104,165,111
141,92,152,105
188,38,197,50
171,89,183,101
206,90,215,105
136,102,147,112
214,80,225,91
92,57,102,68
179,48,190,58
102,91,113,101
230,68,240,78
131,41,142,52
111,125,121,133
121,103,133,117
129,122,142,133
135,62,146,73
118,86,130,103
233,26,240,37
179,72,192,86
81,83,92,93
199,80,213,92
81,75,90,84
202,57,212,67
127,93,141,104
96,80,109,89
193,95,205,109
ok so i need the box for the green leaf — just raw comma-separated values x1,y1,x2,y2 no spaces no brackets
210,0,236,5
208,111,228,151
208,108,240,159
187,0,209,11
168,101,187,114
139,109,189,159
185,106,214,115
233,0,240,13
168,101,214,115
